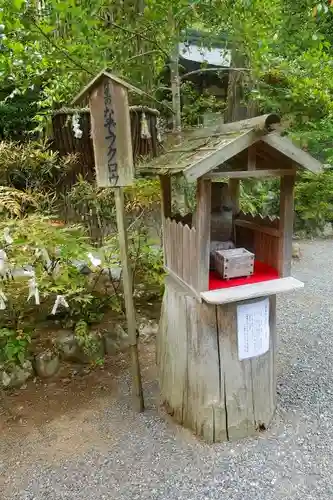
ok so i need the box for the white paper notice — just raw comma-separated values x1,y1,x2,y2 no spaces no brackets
237,298,270,360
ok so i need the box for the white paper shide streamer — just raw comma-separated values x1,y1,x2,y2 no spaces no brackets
35,248,52,272
72,113,83,139
27,273,40,305
51,295,69,315
156,116,162,143
0,249,8,275
87,252,101,268
3,227,13,245
0,290,7,310
140,112,151,139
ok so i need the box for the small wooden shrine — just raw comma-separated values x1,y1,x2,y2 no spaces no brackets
140,113,322,442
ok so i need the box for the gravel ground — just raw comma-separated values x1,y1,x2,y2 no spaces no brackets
2,239,333,500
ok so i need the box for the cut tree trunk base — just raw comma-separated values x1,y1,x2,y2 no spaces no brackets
157,277,277,443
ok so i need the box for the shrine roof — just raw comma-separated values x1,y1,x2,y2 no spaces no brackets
138,114,322,181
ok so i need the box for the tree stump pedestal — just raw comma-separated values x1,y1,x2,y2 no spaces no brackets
157,277,277,442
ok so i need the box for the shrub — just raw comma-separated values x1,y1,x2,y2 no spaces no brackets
0,140,78,192
0,215,95,330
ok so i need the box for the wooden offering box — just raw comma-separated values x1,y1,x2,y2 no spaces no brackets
214,247,254,280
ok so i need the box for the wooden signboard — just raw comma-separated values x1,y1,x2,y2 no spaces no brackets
89,76,134,187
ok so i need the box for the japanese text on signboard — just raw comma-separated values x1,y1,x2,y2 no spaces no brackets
103,81,118,184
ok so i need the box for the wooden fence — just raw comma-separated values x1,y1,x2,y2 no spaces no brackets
235,212,281,271
51,106,161,189
163,217,198,291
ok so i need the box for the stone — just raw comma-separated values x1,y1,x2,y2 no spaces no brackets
0,360,33,389
139,319,158,343
322,223,333,238
56,330,104,364
34,350,60,378
292,242,301,259
103,324,130,355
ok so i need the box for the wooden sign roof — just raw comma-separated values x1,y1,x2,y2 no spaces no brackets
71,69,143,106
138,114,322,180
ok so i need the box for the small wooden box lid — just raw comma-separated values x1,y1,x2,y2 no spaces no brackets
215,248,254,259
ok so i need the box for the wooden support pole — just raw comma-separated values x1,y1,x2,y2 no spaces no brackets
247,145,256,170
228,178,240,214
195,178,211,292
114,187,144,412
159,175,172,218
279,174,296,277
229,178,240,244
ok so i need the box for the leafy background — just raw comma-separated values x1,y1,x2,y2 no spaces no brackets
1,0,333,369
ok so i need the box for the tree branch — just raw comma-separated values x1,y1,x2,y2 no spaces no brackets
126,50,160,62
29,18,95,76
107,21,170,59
180,67,251,80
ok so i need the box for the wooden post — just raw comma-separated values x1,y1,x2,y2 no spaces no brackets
159,175,172,219
114,187,144,412
229,179,240,244
247,145,256,170
228,179,240,215
279,174,295,277
159,175,172,258
195,178,211,292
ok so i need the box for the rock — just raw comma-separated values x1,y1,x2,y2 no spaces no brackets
0,360,33,389
322,223,333,238
103,324,130,355
34,350,60,378
56,330,104,364
139,319,158,343
292,242,301,259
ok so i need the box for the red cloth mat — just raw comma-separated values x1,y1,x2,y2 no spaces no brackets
209,260,279,291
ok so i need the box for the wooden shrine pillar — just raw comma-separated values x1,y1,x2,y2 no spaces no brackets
279,174,296,277
195,178,211,292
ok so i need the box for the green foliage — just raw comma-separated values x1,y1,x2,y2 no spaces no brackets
0,85,40,140
240,179,280,217
0,328,31,366
0,186,37,217
294,170,333,234
0,141,78,192
0,215,93,328
181,82,226,127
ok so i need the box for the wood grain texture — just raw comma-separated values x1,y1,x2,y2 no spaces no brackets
229,178,240,215
214,248,254,280
114,188,143,412
111,81,134,186
159,175,172,218
250,295,277,429
217,303,256,440
262,133,322,173
247,145,256,170
206,168,297,179
183,129,263,182
163,216,198,291
89,78,134,187
158,279,278,442
279,175,295,277
201,276,304,304
195,179,211,292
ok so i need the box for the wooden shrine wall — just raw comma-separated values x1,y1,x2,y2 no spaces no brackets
234,212,281,272
163,217,199,291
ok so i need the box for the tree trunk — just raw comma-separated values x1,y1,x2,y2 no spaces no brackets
157,277,277,442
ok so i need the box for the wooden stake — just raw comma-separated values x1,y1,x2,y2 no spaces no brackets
114,187,144,412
